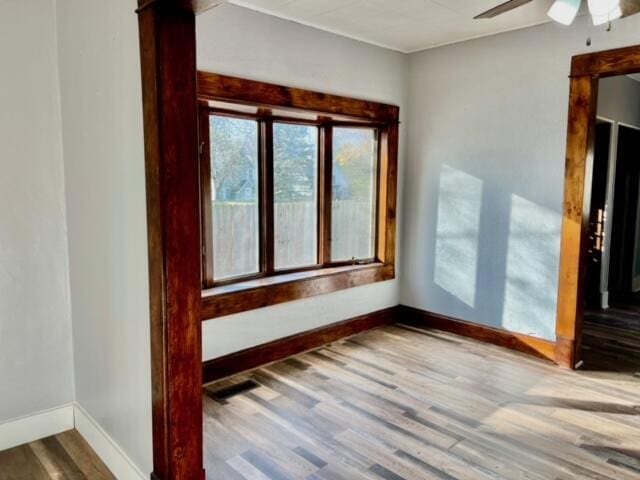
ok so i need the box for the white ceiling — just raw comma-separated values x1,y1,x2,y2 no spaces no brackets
227,0,557,53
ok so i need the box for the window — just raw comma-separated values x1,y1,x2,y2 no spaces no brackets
203,116,380,284
210,115,259,281
332,127,378,262
274,123,319,270
198,71,398,318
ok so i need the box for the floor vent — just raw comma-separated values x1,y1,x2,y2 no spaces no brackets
205,379,260,402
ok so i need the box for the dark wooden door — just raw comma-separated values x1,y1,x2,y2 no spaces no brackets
609,126,640,299
585,122,612,309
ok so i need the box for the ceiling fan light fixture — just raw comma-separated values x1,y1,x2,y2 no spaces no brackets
590,5,623,23
547,0,581,25
588,0,623,24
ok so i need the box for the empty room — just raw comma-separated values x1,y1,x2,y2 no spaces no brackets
1,0,640,479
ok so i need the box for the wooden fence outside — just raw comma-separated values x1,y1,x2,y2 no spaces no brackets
212,201,374,280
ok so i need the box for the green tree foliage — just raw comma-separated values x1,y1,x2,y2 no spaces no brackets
210,116,376,205
210,116,258,202
274,123,317,202
333,128,376,201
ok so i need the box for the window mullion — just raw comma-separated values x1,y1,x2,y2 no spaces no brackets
318,125,333,265
260,119,275,274
199,106,215,288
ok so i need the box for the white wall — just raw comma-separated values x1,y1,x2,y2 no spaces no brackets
403,15,640,340
55,0,153,474
197,4,408,360
0,0,74,423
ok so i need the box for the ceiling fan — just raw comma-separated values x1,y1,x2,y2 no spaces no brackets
475,0,640,26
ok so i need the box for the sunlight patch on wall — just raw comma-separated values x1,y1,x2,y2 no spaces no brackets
434,165,483,308
503,195,560,340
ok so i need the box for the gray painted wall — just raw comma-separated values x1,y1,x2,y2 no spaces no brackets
197,4,408,360
0,0,75,423
403,15,640,340
55,0,153,473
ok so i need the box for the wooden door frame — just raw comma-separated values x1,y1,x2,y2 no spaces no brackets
136,1,221,479
556,44,640,369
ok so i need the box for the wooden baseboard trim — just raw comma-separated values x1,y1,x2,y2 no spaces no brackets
554,335,576,368
202,306,400,384
399,305,556,362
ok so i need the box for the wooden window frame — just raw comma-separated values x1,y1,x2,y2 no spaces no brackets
198,71,399,320
200,108,381,284
556,44,640,369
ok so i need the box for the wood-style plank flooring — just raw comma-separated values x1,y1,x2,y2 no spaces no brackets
204,322,640,480
584,299,640,374
0,429,114,479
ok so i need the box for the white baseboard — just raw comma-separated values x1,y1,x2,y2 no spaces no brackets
73,403,146,480
0,403,74,451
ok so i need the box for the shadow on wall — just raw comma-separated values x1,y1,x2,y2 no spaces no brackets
432,164,561,340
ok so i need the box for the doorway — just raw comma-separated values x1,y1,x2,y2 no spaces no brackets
583,110,640,372
556,44,640,369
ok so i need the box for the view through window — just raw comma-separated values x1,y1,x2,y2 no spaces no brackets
203,110,384,286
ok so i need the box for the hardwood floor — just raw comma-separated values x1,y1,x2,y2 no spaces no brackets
0,429,114,479
584,299,640,374
204,323,640,480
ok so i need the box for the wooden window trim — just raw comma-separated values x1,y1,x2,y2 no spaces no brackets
202,263,393,319
198,71,399,320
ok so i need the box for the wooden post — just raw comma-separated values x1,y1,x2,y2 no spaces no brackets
136,1,204,478
556,75,598,368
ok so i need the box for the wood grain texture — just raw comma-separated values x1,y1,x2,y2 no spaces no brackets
203,323,640,480
583,301,640,374
137,3,204,479
201,264,394,320
318,126,333,266
571,45,640,78
197,71,400,123
378,124,398,266
199,103,215,288
556,44,640,370
0,430,114,480
203,306,399,383
556,75,597,364
401,305,557,362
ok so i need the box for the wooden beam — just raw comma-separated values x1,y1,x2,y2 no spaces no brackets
556,75,597,369
202,264,394,320
137,3,204,479
571,44,640,78
197,71,400,123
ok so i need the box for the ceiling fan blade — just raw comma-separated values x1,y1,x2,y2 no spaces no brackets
474,0,534,19
620,0,640,17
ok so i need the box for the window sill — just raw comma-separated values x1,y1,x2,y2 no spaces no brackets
201,262,394,320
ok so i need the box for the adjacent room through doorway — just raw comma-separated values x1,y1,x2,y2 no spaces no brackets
583,74,640,373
